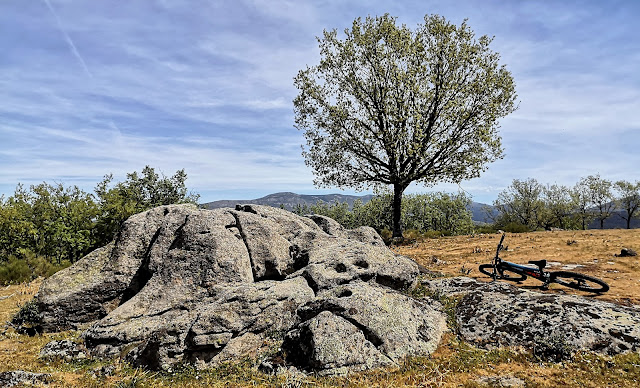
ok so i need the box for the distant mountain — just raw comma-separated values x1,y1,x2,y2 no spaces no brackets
201,192,375,211
202,193,639,230
468,202,498,224
201,191,495,223
588,211,640,229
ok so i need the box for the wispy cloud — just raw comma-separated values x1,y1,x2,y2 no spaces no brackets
42,0,92,78
1,0,639,204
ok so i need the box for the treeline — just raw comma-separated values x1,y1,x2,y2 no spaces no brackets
0,166,199,284
491,175,640,232
291,192,474,240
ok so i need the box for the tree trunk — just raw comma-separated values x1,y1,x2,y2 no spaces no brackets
392,184,405,238
600,218,604,229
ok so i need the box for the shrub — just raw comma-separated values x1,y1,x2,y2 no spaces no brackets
380,228,393,245
0,256,32,284
533,333,575,363
403,229,423,241
475,224,498,234
11,299,42,335
0,250,71,285
502,222,530,233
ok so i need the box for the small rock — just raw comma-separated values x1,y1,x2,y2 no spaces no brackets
476,375,525,387
92,365,116,377
0,371,52,387
40,340,87,362
615,248,637,257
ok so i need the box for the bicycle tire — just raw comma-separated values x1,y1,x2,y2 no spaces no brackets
479,264,527,282
550,271,609,293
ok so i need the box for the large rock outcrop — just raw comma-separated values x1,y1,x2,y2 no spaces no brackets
425,277,640,355
32,204,444,374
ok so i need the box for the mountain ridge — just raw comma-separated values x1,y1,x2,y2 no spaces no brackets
201,191,495,223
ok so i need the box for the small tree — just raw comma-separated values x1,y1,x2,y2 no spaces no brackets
614,180,640,229
541,184,575,230
294,14,517,238
571,179,594,230
583,175,614,229
493,178,544,231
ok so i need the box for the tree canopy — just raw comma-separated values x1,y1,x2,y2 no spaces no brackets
0,166,199,284
294,14,517,237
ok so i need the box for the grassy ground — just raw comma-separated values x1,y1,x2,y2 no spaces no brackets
1,229,639,387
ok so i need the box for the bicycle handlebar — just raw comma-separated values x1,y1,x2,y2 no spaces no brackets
495,233,505,259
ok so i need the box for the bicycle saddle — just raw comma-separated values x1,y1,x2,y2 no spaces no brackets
528,259,547,270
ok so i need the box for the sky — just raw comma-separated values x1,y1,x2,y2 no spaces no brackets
1,0,639,205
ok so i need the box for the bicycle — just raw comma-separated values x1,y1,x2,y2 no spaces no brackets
478,234,609,293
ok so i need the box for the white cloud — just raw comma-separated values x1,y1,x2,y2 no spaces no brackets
1,0,639,203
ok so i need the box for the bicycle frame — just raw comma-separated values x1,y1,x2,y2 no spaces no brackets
481,234,609,292
488,234,551,285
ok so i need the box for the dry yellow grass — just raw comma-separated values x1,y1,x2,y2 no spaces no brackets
0,229,638,387
394,229,640,306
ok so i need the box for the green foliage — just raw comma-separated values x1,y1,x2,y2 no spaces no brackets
298,191,473,240
0,166,198,284
493,178,544,231
582,174,615,229
533,333,576,363
294,13,517,237
614,179,640,229
0,255,32,284
93,166,200,246
11,299,41,329
501,222,530,233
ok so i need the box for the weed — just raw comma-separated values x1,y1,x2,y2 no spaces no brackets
533,333,576,363
407,283,461,332
11,299,41,334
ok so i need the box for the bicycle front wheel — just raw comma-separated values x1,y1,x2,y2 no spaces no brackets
550,271,609,293
479,264,527,282
479,264,497,278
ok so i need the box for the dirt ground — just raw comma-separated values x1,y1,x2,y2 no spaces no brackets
394,228,640,306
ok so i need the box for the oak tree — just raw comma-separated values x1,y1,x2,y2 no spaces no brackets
294,14,517,237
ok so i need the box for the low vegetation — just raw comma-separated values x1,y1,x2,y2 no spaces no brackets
1,230,639,386
0,166,199,285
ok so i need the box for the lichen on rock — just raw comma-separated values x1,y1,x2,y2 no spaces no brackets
28,204,439,375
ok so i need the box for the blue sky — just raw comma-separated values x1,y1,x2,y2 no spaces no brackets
1,0,639,204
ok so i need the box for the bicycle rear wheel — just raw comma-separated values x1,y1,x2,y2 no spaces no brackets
479,264,527,282
550,271,609,293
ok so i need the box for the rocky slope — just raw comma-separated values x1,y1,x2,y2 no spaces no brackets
31,204,445,374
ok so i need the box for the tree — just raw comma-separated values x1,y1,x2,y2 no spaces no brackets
294,14,517,238
583,175,614,229
402,192,472,235
493,178,544,231
571,179,594,230
541,184,575,230
93,166,200,247
614,180,640,229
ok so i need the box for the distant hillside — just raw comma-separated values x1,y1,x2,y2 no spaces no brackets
201,192,375,211
201,192,495,223
468,202,498,224
588,211,640,229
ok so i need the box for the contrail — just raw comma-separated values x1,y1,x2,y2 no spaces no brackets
43,0,93,78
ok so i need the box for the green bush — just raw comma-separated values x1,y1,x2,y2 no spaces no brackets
533,333,575,363
502,222,530,233
475,224,498,234
379,228,393,245
11,299,41,334
0,256,32,284
0,250,71,285
403,229,423,241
